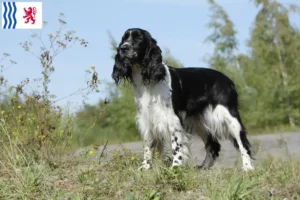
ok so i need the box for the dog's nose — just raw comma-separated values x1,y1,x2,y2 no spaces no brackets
120,43,131,51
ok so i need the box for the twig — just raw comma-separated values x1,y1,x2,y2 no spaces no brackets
99,139,108,164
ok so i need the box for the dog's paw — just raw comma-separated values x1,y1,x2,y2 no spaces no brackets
242,164,254,172
195,165,210,170
171,161,182,171
195,165,203,169
138,160,151,171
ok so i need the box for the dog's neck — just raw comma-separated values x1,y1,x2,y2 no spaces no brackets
131,64,144,87
131,63,167,87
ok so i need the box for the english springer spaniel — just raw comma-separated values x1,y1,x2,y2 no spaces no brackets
112,28,254,171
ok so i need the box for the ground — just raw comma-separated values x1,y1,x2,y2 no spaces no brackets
1,132,300,200
75,132,300,169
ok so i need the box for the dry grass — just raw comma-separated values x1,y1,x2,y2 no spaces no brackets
1,142,300,200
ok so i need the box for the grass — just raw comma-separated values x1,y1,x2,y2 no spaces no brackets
1,140,300,200
249,125,300,136
0,94,299,199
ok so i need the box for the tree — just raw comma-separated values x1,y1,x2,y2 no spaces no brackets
205,0,256,127
205,0,300,131
249,0,300,127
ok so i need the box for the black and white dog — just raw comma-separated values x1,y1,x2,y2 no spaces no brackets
112,28,254,171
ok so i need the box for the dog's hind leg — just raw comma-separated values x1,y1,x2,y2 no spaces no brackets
200,104,254,171
198,134,221,169
224,106,254,171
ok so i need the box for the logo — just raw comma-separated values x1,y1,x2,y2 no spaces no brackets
23,7,36,24
2,2,42,29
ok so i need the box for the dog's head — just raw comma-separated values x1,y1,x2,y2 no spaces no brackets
112,28,166,85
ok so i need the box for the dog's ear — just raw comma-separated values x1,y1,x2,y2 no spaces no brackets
112,47,132,85
142,37,166,84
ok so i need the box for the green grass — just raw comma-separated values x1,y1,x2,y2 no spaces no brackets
1,142,300,200
0,94,299,200
248,125,300,136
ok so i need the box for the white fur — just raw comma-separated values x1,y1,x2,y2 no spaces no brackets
200,105,230,140
132,64,173,143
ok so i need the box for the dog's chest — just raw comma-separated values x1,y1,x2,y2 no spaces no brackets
132,73,174,137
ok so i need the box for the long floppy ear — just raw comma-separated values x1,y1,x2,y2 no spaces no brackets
142,37,166,84
111,48,132,85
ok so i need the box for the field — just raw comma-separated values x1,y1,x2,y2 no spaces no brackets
1,131,300,200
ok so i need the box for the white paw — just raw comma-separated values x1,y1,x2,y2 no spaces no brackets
242,164,254,171
138,160,151,171
171,160,182,168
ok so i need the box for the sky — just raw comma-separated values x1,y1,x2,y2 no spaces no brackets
0,0,299,111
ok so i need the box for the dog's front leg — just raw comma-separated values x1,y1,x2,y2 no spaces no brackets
170,124,191,168
140,141,153,170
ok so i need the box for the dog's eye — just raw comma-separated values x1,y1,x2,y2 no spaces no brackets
135,37,143,41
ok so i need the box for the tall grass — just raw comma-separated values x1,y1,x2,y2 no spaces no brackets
0,14,101,199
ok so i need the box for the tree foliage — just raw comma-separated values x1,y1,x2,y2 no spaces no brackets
206,0,300,131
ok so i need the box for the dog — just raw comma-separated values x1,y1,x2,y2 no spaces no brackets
111,28,254,171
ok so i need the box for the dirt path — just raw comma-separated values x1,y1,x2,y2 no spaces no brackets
75,132,300,169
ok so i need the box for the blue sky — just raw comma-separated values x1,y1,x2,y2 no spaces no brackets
0,0,299,111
